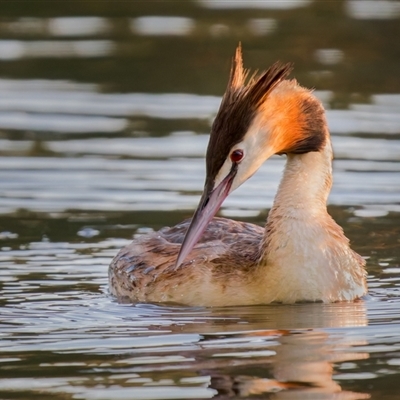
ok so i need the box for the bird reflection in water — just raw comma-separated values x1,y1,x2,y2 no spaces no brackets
210,330,369,399
169,302,370,399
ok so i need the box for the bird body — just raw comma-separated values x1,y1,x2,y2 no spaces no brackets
109,45,367,306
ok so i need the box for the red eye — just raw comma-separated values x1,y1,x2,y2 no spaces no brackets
230,149,244,163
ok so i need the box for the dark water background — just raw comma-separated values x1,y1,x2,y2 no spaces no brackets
0,1,400,399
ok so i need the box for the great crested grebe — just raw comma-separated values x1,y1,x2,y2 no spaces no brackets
109,45,367,306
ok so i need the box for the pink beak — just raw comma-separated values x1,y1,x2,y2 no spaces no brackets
175,165,237,268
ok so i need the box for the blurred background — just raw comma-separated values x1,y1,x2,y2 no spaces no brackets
0,0,399,232
0,1,400,399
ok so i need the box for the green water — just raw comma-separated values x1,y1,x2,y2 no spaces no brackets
0,1,400,399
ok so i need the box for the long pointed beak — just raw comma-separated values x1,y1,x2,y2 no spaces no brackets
175,165,237,268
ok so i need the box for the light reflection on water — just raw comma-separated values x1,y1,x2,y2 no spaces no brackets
0,132,399,215
0,17,110,37
197,0,313,10
131,17,195,36
0,39,115,60
0,81,399,132
346,0,400,20
0,1,399,399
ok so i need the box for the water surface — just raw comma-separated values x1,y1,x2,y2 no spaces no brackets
0,1,400,399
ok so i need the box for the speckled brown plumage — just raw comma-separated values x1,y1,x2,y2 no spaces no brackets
109,217,264,304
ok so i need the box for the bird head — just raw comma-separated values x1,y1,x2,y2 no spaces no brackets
175,44,327,268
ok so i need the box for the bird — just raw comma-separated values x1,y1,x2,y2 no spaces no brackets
109,44,367,307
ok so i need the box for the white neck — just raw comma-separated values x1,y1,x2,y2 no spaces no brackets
256,137,366,303
272,141,333,215
260,136,333,258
